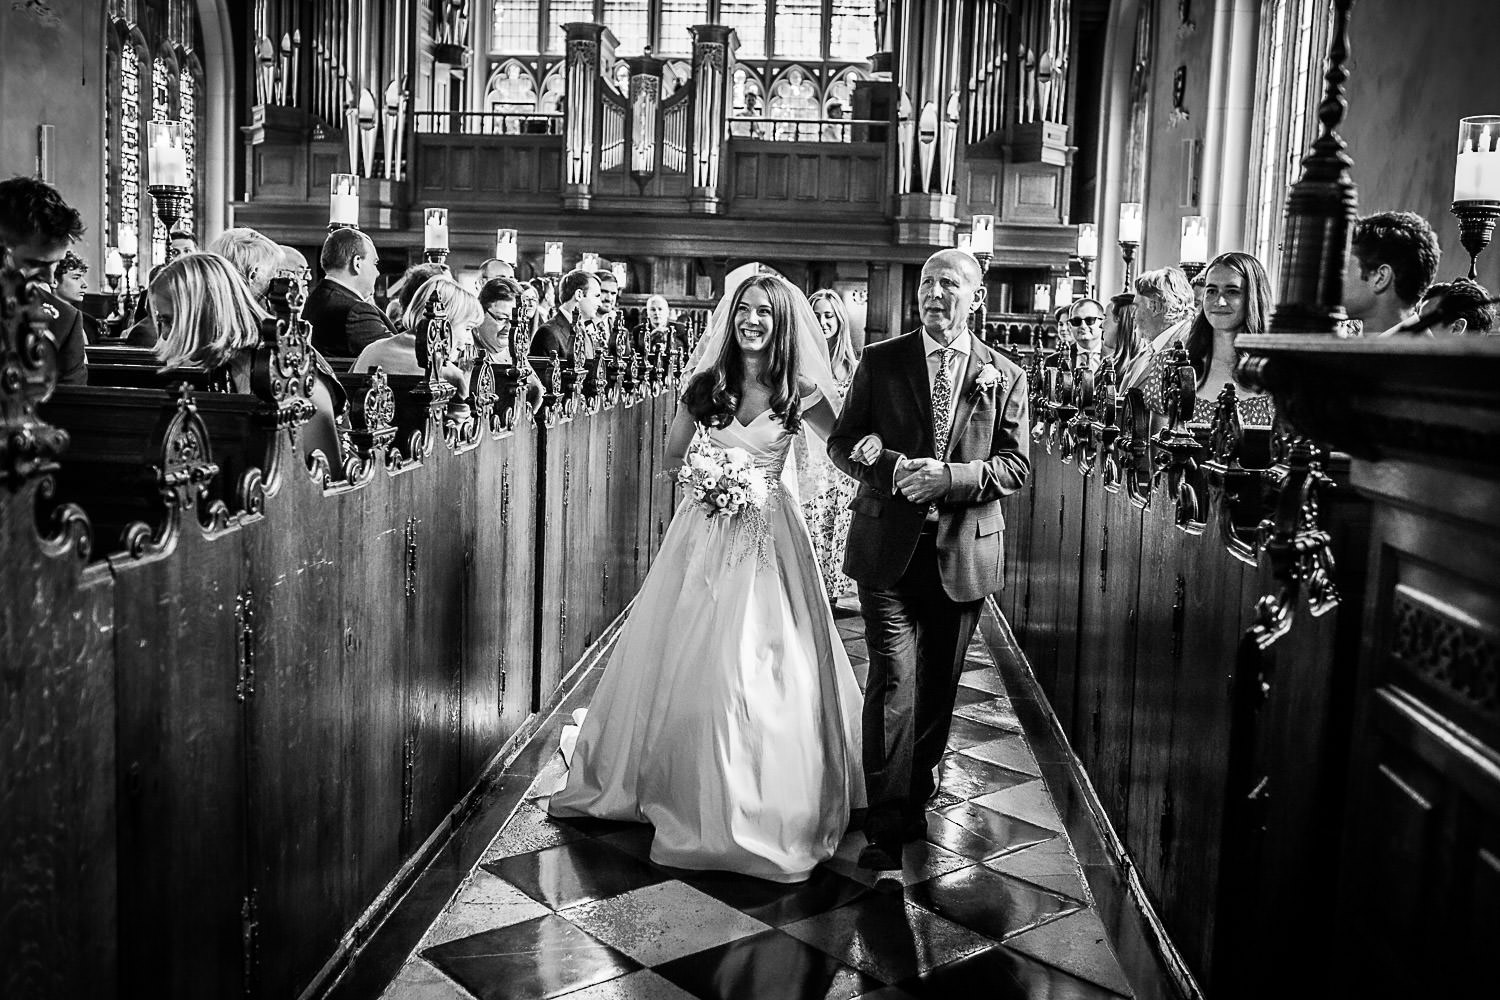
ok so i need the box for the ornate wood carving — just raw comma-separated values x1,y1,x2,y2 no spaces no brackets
1246,437,1339,650
1391,585,1500,723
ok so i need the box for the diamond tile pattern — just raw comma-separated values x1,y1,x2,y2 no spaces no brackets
392,605,1132,999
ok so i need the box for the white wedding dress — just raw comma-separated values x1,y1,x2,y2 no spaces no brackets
548,408,865,883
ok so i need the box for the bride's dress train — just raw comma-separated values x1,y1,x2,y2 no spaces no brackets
547,410,864,883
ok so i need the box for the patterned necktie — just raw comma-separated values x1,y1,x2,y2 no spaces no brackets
932,346,957,459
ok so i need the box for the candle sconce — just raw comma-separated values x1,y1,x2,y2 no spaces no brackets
423,208,450,266
148,185,191,262
1179,215,1209,282
1117,202,1143,291
147,120,191,266
330,173,360,232
1076,223,1099,300
1452,115,1500,279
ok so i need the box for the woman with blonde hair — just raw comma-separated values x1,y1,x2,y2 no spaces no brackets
802,288,859,600
149,252,344,465
809,288,857,384
352,273,478,396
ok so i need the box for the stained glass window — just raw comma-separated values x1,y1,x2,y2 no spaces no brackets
657,0,708,56
492,0,540,53
772,0,822,59
546,0,594,54
120,46,142,258
181,70,197,234
828,0,877,61
718,0,767,60
151,57,174,262
602,0,648,53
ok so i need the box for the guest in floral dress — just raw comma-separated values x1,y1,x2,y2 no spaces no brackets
798,289,860,601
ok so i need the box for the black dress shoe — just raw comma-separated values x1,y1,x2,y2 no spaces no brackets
857,840,902,871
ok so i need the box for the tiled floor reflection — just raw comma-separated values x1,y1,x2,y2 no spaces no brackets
380,599,1134,999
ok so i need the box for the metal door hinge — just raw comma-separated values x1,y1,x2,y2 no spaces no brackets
404,517,418,598
235,588,256,703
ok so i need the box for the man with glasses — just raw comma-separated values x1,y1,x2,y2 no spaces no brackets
1066,297,1105,370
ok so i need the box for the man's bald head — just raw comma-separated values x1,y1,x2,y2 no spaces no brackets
926,248,984,285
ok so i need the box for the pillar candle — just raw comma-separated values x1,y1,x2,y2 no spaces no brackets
1118,203,1143,244
1076,223,1098,259
424,208,449,251
147,121,189,188
544,241,564,275
1180,215,1209,264
1454,118,1500,202
495,228,518,265
330,173,360,226
970,214,995,256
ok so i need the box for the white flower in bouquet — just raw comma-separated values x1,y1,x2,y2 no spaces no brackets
722,447,752,471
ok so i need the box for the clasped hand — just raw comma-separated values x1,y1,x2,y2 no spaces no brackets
894,457,949,504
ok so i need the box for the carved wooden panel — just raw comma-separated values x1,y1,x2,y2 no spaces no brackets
1006,163,1063,224
726,141,887,217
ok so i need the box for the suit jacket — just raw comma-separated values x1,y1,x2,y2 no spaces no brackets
531,310,593,362
39,287,87,385
828,331,1030,602
304,278,397,359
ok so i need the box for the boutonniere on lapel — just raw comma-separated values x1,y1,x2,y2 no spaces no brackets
968,362,1006,403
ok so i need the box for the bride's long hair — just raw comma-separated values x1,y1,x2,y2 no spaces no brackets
682,274,804,434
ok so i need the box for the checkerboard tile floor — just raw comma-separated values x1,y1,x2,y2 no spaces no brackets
380,598,1133,999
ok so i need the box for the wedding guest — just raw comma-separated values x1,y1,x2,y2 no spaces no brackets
532,268,601,362
208,227,281,300
167,226,198,262
53,251,110,344
1065,296,1105,369
277,244,312,283
0,175,88,382
1103,293,1149,388
810,289,857,384
1149,250,1274,423
634,293,690,355
593,268,627,354
1413,277,1496,336
477,276,525,362
478,257,515,281
1129,267,1194,389
1344,210,1441,334
150,253,343,464
212,227,347,419
1190,271,1207,309
352,274,476,398
304,228,396,358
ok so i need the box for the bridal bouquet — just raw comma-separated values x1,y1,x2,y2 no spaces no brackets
678,443,770,518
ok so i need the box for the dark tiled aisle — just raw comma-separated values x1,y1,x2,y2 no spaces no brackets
379,599,1134,1000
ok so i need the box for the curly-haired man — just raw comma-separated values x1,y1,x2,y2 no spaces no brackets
0,175,88,383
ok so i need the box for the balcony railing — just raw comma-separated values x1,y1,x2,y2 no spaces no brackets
413,110,564,136
728,116,884,143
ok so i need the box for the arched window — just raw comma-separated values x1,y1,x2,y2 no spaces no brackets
1248,0,1334,272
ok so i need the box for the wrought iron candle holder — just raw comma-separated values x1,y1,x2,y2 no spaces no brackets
1452,199,1500,280
1179,260,1206,282
148,183,192,265
1119,240,1139,290
423,247,451,266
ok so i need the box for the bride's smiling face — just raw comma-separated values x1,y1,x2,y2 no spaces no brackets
734,285,776,355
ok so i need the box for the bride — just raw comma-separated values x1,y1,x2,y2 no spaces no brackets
547,266,864,883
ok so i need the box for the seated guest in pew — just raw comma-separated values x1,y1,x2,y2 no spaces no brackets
1144,250,1274,424
277,244,312,284
478,257,515,281
150,253,345,468
351,274,477,399
1344,210,1441,335
477,277,546,412
208,227,283,300
304,227,397,360
1128,267,1195,390
1103,293,1145,387
210,226,348,420
52,251,111,345
0,175,88,383
634,294,692,356
531,268,601,363
1064,297,1105,369
1411,278,1497,336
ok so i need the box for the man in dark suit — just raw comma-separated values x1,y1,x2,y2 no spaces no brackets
829,248,1030,870
303,227,395,359
0,176,88,384
531,268,601,363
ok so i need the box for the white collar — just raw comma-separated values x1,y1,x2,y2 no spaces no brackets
921,330,972,358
